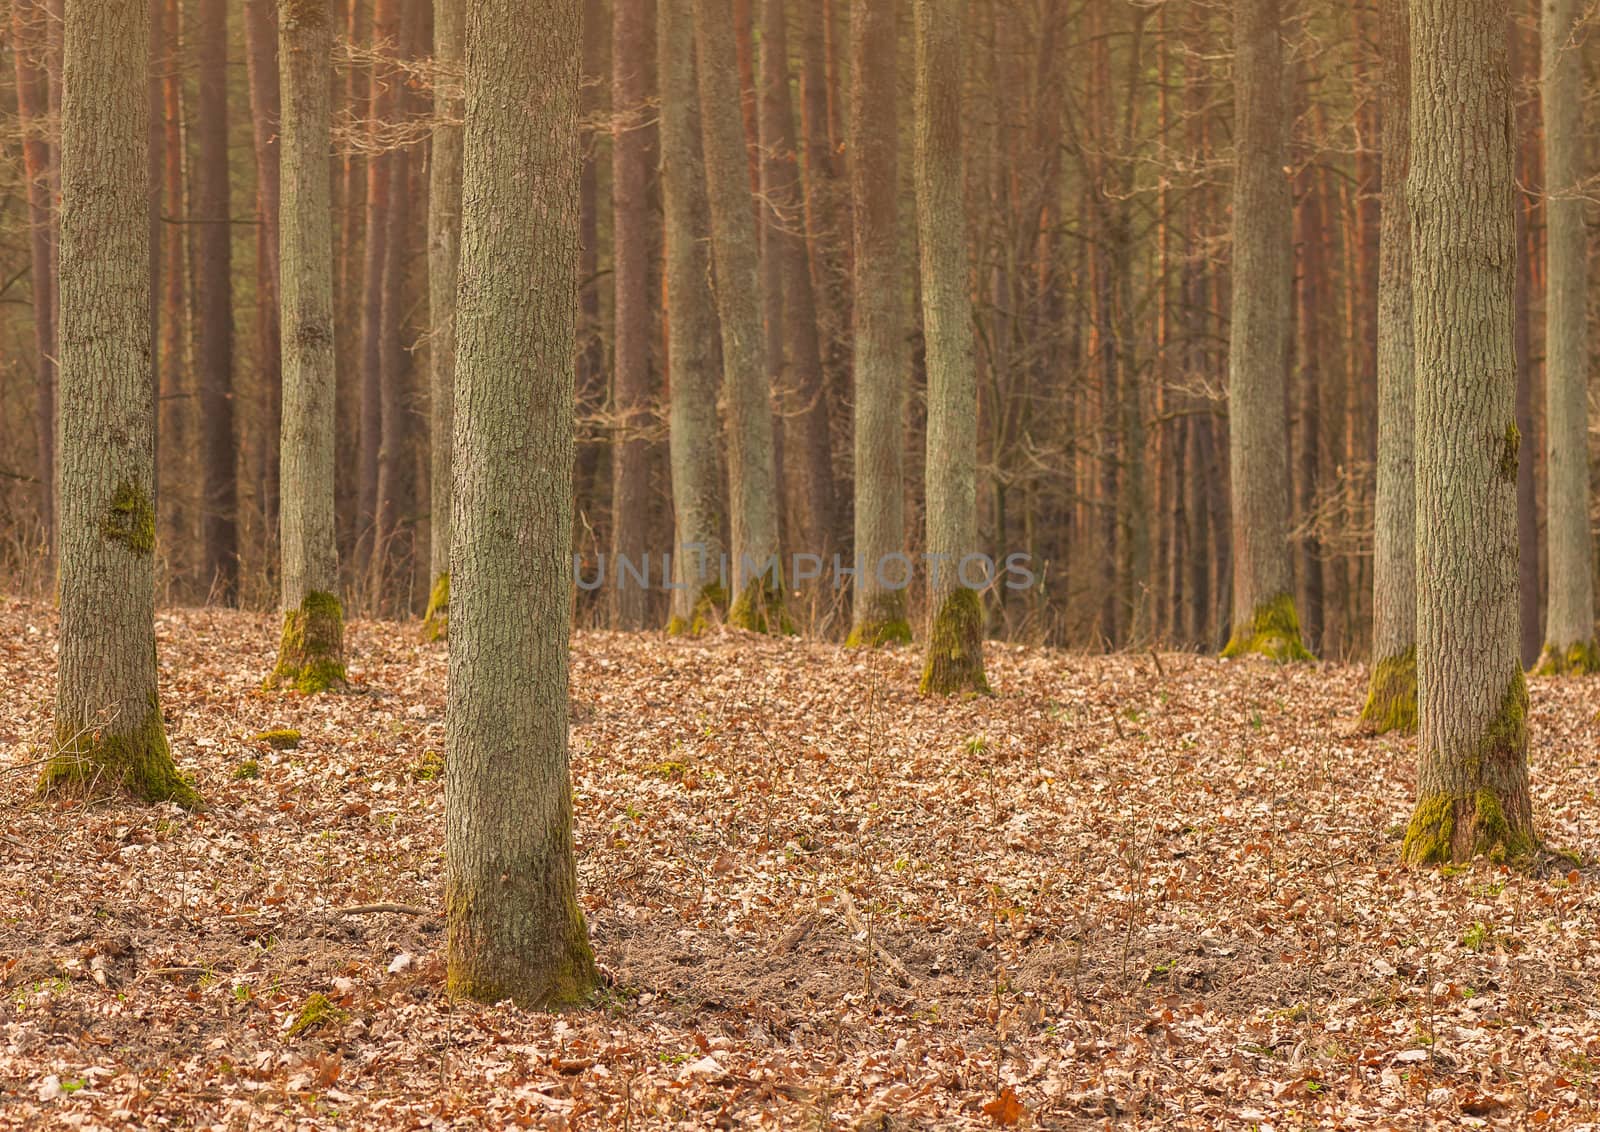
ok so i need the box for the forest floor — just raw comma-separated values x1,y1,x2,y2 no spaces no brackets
3,602,1600,1130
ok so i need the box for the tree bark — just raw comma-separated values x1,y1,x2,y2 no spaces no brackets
609,0,658,629
846,0,909,648
1536,0,1596,674
1222,0,1309,661
270,0,345,694
423,0,464,640
694,0,786,631
659,0,726,634
447,0,599,1007
914,0,988,694
195,0,239,603
44,0,197,808
1402,0,1536,866
245,0,284,546
1363,0,1417,732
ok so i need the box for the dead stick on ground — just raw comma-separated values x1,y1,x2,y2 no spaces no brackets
334,902,438,917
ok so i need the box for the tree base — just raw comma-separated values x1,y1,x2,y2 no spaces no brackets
1221,592,1315,662
727,577,795,635
1533,639,1600,677
422,573,450,642
268,591,348,693
847,617,913,649
447,891,600,1009
40,702,201,809
919,588,991,696
1361,645,1417,734
666,582,727,637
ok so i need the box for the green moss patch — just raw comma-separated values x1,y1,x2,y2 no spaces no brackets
666,582,727,637
252,728,302,750
919,587,992,696
1221,592,1315,663
1534,639,1600,677
286,992,347,1038
1361,646,1417,734
99,479,156,556
268,591,347,694
847,617,914,648
422,572,449,642
39,699,201,809
727,577,795,635
1498,422,1520,484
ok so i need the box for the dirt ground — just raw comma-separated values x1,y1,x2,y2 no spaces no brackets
3,600,1599,1129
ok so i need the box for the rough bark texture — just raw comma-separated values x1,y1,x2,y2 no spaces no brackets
915,0,989,695
1403,0,1536,866
44,0,197,808
424,0,463,642
609,0,657,630
659,0,726,635
694,0,786,631
271,0,345,695
446,0,599,1008
1536,0,1596,675
1223,0,1309,662
244,0,283,539
196,0,239,603
11,0,55,560
1362,0,1417,733
846,0,910,649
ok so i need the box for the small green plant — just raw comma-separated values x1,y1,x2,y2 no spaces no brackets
411,750,445,782
287,992,346,1037
646,760,688,780
1462,921,1491,952
59,1079,84,1095
233,759,261,780
963,735,990,757
252,728,302,750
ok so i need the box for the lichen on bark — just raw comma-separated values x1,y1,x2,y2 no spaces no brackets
919,587,991,696
422,572,450,641
39,698,201,809
665,582,726,637
1361,645,1417,734
268,590,347,693
1402,670,1535,866
1220,592,1315,662
1533,639,1600,676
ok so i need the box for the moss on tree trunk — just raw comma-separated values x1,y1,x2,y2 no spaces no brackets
268,590,347,693
1220,592,1314,662
727,576,795,634
40,698,201,809
1361,645,1417,734
919,587,991,696
1533,639,1600,676
846,610,914,649
1402,670,1535,866
422,571,449,641
665,581,726,637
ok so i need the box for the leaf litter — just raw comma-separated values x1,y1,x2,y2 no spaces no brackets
2,600,1599,1128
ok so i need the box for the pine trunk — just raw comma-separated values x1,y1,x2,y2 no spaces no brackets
1403,0,1535,866
1536,0,1596,675
447,0,599,1007
45,0,197,808
914,0,988,695
1363,0,1417,732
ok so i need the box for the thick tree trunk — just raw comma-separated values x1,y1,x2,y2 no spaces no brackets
1536,0,1596,675
11,0,56,562
1402,0,1536,866
914,0,988,695
659,0,726,635
609,0,657,630
575,0,607,546
158,0,190,568
195,0,238,603
694,0,786,631
44,0,197,808
1363,0,1417,732
447,0,599,1007
245,0,284,546
846,0,909,648
270,0,345,694
1222,0,1309,661
423,0,464,641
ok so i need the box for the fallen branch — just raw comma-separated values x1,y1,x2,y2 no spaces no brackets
334,902,437,917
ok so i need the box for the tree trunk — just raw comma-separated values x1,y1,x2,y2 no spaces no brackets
270,0,345,694
44,0,198,808
11,0,56,564
694,0,786,631
914,0,988,695
447,0,599,1008
660,0,726,635
195,0,238,603
158,0,190,571
245,0,284,549
1536,0,1596,675
423,0,464,640
846,0,910,648
1402,0,1536,866
1362,0,1417,732
1222,0,1309,661
609,0,658,630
